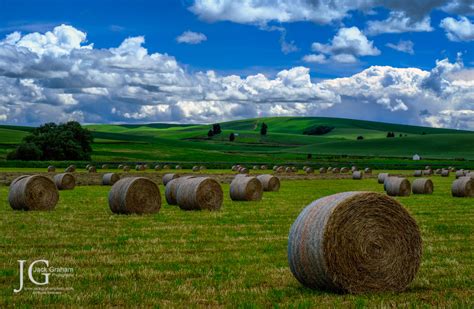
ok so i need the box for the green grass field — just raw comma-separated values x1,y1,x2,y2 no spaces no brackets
1,175,472,307
1,117,473,165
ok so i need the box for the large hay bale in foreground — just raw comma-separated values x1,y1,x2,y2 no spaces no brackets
54,173,76,190
466,172,474,179
165,176,195,205
162,173,180,186
412,178,433,194
256,174,280,192
352,171,363,180
102,173,120,186
288,191,422,293
176,177,223,211
47,165,56,172
108,177,161,214
9,175,59,211
451,177,473,197
413,170,422,177
385,177,411,197
230,176,263,201
378,173,390,184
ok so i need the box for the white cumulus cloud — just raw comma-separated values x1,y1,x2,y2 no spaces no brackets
440,16,474,41
176,31,207,44
386,40,415,54
366,12,433,35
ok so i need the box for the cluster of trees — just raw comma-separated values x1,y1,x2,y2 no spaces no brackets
303,125,334,136
386,132,396,138
7,121,93,161
208,122,268,142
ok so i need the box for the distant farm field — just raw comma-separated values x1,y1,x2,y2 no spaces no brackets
1,175,472,307
1,117,473,166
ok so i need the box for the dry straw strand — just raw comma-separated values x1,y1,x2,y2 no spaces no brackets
230,176,263,201
54,173,76,190
108,177,161,214
176,177,223,211
9,175,59,211
412,178,434,194
288,191,422,293
256,174,280,192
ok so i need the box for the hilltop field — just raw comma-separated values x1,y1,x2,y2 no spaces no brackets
1,117,473,167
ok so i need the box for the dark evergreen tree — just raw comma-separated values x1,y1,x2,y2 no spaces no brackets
229,132,235,141
260,122,268,136
207,129,214,137
212,124,222,135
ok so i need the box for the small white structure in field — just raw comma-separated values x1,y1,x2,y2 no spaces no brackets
412,154,421,161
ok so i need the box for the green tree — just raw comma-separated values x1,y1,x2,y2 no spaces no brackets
260,122,268,136
229,132,235,142
207,129,214,137
8,121,93,161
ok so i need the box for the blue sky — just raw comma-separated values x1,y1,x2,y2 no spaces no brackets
0,0,473,128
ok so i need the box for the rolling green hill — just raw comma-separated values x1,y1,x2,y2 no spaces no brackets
1,117,473,164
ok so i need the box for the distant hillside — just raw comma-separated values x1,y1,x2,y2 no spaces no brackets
0,117,473,162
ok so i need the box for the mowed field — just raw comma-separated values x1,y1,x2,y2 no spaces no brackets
1,173,473,307
1,117,474,164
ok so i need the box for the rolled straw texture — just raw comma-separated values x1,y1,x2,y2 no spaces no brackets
162,173,180,186
9,175,59,211
413,170,422,177
378,173,390,184
54,173,76,190
176,177,223,211
102,173,120,186
256,174,280,192
108,177,161,214
230,176,263,201
412,178,433,194
385,177,411,196
451,177,473,197
352,171,363,180
288,191,422,293
165,176,194,205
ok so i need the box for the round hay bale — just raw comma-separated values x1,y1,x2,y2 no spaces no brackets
319,167,327,174
451,177,473,197
108,177,161,214
253,165,259,170
53,173,76,190
378,173,390,184
231,165,239,171
385,177,411,197
239,167,249,174
123,165,130,172
65,165,76,173
291,167,298,172
351,166,358,172
352,171,363,180
435,169,442,175
276,166,285,173
332,168,340,174
327,167,333,172
466,172,474,179
192,166,200,172
162,173,180,186
260,165,267,170
340,167,349,173
102,173,120,186
256,174,280,192
364,168,372,174
230,176,263,201
413,170,422,177
165,176,195,205
88,166,97,173
9,175,59,211
455,170,466,179
285,167,292,173
175,165,182,170
136,165,145,171
305,167,314,174
86,164,91,170
422,169,432,176
154,165,162,171
199,165,206,171
425,165,431,170
273,165,279,171
288,191,422,293
176,177,223,211
143,164,149,170
47,165,56,172
163,164,170,169
118,164,124,169
441,169,450,177
412,178,433,194
102,164,109,169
